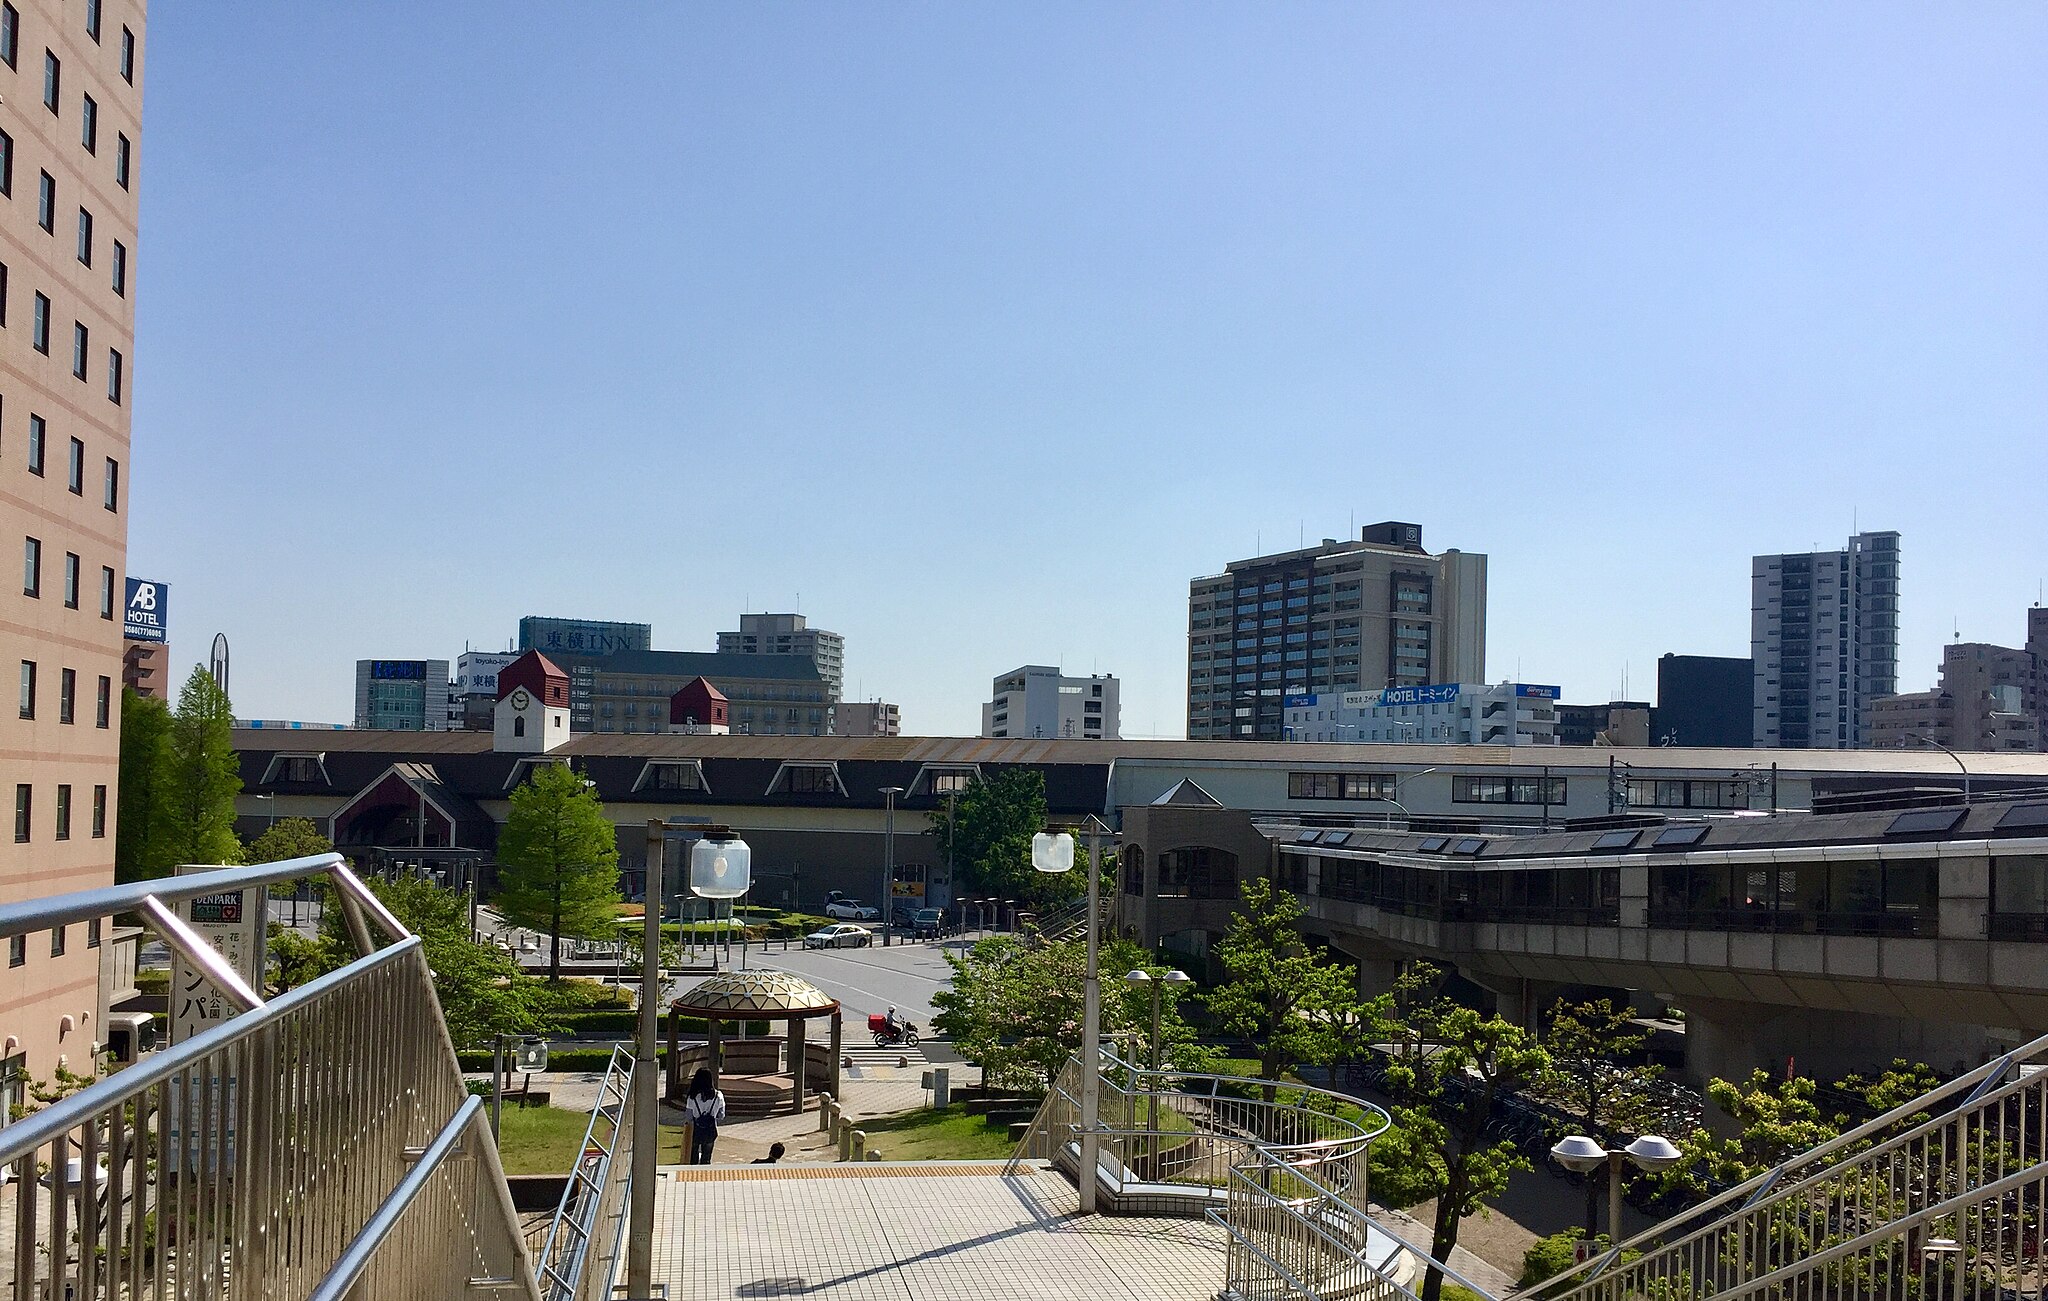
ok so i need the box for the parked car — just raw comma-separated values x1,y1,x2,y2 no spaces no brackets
891,904,919,930
824,898,879,921
804,923,873,949
912,908,944,938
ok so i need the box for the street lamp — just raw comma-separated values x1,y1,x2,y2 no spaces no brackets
1034,816,1113,1214
1908,733,1971,805
880,787,904,947
1550,1133,1682,1247
1124,968,1191,1136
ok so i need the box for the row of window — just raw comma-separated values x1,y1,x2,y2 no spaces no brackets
1452,775,1567,805
1,1,136,74
23,538,120,616
0,262,127,401
18,661,112,726
1288,771,1396,801
5,409,122,506
11,781,107,843
6,916,102,968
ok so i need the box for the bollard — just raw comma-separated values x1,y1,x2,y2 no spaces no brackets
839,1123,854,1161
851,1129,867,1161
867,1149,882,1161
932,1067,951,1109
818,1094,835,1133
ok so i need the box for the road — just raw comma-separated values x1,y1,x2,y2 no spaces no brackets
740,936,961,1030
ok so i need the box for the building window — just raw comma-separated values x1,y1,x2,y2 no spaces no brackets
1288,771,1396,801
76,208,92,265
49,924,63,955
779,765,841,796
13,785,27,842
0,129,11,195
107,349,122,403
645,763,704,793
53,785,69,840
22,537,39,597
1452,775,1567,805
120,27,133,82
95,676,108,727
73,322,88,379
67,437,83,493
1625,779,1746,810
0,5,14,69
85,0,100,42
88,915,101,945
42,50,58,113
91,784,106,836
58,668,73,723
7,936,20,967
104,458,119,510
36,172,53,231
99,567,114,619
62,552,77,608
27,414,44,473
31,294,48,352
80,94,96,153
112,241,126,297
17,661,33,718
115,133,129,189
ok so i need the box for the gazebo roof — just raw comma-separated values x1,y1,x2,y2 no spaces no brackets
670,968,839,1018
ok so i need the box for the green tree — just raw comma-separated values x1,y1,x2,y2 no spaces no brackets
494,763,621,982
245,816,334,864
167,667,243,866
116,687,178,881
1368,963,1550,1301
1539,997,1663,1244
934,933,1208,1093
1202,877,1361,1099
929,769,1080,906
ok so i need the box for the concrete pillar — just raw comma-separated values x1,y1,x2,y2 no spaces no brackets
707,1017,722,1077
665,1006,680,1101
788,1017,807,1114
829,1011,843,1097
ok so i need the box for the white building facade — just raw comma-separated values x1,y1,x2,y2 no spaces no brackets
717,614,845,706
1752,531,1901,749
982,666,1121,740
1282,682,1561,745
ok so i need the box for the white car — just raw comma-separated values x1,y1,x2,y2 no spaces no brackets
804,924,873,950
823,898,880,921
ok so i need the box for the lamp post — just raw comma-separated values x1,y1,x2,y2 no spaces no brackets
880,787,904,947
1550,1133,1682,1247
1909,733,1971,805
1034,815,1112,1213
1124,968,1190,1137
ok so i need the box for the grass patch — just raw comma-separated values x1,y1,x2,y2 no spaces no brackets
854,1105,1017,1162
492,1103,688,1175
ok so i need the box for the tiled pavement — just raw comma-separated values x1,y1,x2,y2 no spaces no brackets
651,1161,1229,1299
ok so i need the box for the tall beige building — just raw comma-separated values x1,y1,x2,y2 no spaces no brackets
0,0,141,1091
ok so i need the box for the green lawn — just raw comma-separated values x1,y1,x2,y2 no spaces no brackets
854,1105,1018,1162
493,1103,687,1175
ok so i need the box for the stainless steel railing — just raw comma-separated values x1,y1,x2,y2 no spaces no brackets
1529,1029,2048,1301
0,854,541,1301
534,1044,635,1301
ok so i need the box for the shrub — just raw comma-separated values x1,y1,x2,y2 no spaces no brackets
1519,1230,1638,1290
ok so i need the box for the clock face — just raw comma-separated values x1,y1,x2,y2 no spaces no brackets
511,688,531,710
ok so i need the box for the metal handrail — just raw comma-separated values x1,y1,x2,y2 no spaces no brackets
535,1043,635,1301
307,1095,490,1301
0,850,347,934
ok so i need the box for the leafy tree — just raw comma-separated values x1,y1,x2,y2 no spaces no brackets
494,763,621,981
928,768,1081,906
167,667,243,866
934,933,1208,1093
1368,963,1549,1301
1663,1059,1941,1198
294,875,539,1046
1202,877,1361,1099
245,816,334,865
1540,996,1664,1235
116,687,178,881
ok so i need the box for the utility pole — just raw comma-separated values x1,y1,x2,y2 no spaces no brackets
627,820,662,1296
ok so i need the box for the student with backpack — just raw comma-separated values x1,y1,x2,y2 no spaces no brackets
684,1068,727,1165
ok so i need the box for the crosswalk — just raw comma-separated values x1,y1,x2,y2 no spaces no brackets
841,1042,929,1070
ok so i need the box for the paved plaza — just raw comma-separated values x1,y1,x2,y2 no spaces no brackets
651,1161,1229,1300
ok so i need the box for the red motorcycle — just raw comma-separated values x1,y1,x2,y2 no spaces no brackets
867,1013,919,1047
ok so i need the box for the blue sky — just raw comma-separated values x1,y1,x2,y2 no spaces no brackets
132,4,2047,736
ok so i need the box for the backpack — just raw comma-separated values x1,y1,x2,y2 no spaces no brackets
690,1094,720,1138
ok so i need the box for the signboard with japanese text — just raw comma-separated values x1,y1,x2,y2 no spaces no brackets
167,869,266,1173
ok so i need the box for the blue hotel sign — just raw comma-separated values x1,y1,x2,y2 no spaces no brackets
1374,684,1462,707
1515,684,1561,700
124,579,168,643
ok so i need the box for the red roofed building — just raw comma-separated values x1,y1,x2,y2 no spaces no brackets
669,677,730,735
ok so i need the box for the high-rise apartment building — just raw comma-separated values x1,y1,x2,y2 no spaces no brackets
1751,531,1900,749
833,700,900,737
1186,523,1486,740
1869,633,2044,754
0,0,144,1085
982,667,1120,740
717,613,844,705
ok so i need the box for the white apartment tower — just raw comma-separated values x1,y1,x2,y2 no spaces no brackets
717,613,844,705
1751,531,1901,749
982,667,1121,740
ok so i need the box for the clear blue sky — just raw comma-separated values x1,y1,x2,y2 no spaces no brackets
131,4,2047,736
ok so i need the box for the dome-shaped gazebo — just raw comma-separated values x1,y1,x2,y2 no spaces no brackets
666,969,842,1113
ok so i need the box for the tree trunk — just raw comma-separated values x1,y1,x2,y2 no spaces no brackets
1425,1165,1468,1301
549,882,563,984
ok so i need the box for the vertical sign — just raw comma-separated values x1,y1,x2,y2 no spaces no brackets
167,870,266,1172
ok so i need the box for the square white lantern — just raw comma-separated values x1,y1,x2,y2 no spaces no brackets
1031,831,1075,874
690,836,752,899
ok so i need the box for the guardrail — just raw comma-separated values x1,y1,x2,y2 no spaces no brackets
1529,1029,2048,1301
535,1044,635,1301
0,854,540,1301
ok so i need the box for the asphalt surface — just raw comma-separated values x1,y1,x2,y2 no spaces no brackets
740,934,967,1030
